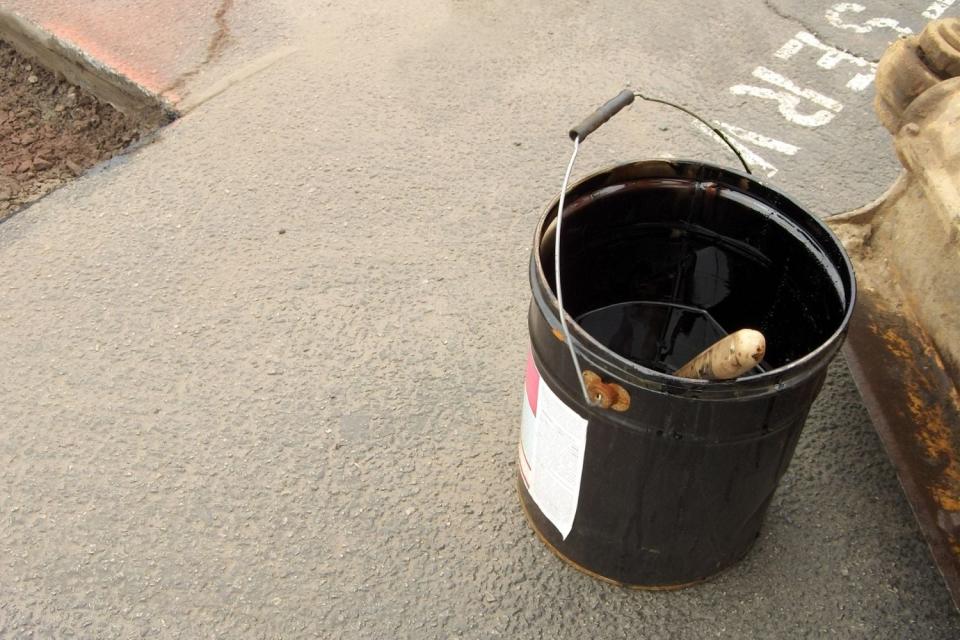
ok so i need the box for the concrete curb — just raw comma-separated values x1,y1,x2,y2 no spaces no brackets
0,9,175,126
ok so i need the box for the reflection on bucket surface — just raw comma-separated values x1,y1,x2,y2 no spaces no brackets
519,159,856,589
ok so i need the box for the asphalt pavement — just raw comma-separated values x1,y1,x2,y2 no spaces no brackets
1,0,958,637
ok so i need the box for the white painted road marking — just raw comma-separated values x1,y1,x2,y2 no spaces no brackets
716,121,801,155
775,31,877,92
921,0,954,20
826,3,914,35
924,0,957,19
693,121,796,177
698,1,956,179
731,66,843,127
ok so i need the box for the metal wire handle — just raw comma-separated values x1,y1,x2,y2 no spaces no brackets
555,90,753,406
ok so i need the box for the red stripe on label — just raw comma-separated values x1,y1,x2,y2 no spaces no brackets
525,350,540,414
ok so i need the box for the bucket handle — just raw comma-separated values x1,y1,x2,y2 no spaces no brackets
555,90,752,406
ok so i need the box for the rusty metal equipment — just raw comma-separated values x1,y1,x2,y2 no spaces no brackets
828,17,960,610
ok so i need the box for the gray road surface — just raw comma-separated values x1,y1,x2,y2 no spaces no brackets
1,0,958,637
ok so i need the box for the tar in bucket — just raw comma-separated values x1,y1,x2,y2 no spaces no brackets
518,91,856,590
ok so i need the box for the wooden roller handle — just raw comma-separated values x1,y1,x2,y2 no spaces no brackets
673,329,767,381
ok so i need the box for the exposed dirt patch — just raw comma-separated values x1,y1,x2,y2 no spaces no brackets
0,40,153,222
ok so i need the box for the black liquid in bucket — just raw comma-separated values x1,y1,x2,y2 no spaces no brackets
577,302,767,375
520,160,855,588
546,175,846,374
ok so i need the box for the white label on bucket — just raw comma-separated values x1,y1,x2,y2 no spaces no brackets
519,352,588,540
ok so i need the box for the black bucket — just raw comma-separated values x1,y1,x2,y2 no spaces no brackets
518,95,856,589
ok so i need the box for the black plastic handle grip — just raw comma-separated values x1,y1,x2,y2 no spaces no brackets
568,89,636,141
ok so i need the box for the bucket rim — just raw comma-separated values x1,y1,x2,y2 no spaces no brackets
532,157,857,393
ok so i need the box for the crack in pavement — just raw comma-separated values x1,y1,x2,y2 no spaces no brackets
762,0,881,63
161,0,236,97
207,0,235,62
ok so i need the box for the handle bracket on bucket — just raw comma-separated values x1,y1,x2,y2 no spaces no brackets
555,90,754,407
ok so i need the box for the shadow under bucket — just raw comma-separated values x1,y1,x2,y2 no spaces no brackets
519,158,856,588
